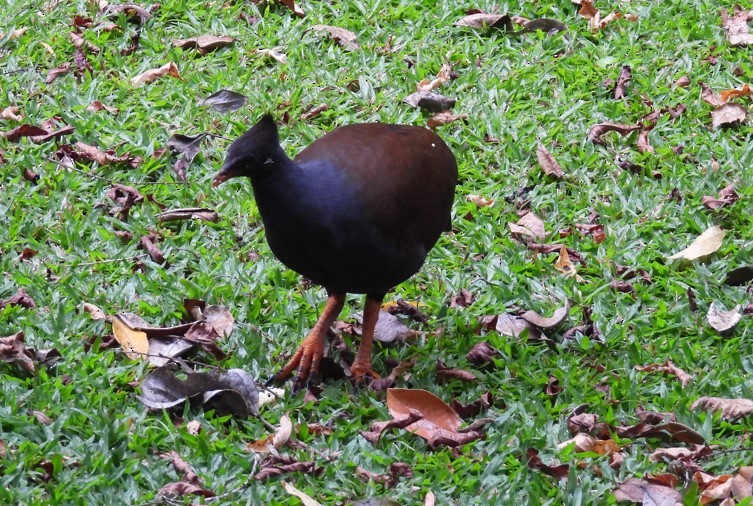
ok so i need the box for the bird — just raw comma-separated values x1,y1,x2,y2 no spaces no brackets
213,114,457,389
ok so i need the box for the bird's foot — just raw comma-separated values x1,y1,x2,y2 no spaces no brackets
269,336,324,392
350,362,381,386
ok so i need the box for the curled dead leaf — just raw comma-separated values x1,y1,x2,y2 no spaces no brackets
587,122,640,145
536,143,565,179
111,314,149,360
692,397,753,421
707,302,741,333
667,225,725,261
130,61,181,85
521,301,571,329
309,25,359,51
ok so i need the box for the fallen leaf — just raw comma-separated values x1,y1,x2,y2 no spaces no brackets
0,332,35,373
720,84,752,102
373,312,415,343
82,302,108,321
536,143,565,179
157,208,219,223
521,301,571,328
467,194,494,207
724,266,753,286
455,12,513,30
1,106,23,121
386,389,461,442
587,122,640,145
436,361,477,383
1,288,36,309
172,35,235,54
130,61,181,85
557,433,620,455
509,211,546,241
111,314,149,359
675,76,691,87
722,7,753,46
554,245,580,280
282,482,321,506
614,65,631,99
158,482,215,498
403,91,456,112
711,103,747,129
707,302,742,333
255,48,287,64
87,100,119,114
614,478,682,504
301,104,329,121
666,225,724,261
526,448,569,479
417,63,455,92
199,89,247,114
247,414,293,454
635,361,693,387
466,342,498,365
427,111,467,130
700,82,726,106
310,25,359,51
255,455,317,481
702,183,739,210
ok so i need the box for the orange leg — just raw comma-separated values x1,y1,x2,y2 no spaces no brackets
350,293,385,383
271,292,345,389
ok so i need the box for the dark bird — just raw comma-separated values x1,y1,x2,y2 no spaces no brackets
213,115,457,389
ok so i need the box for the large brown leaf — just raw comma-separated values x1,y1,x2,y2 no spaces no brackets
386,388,461,442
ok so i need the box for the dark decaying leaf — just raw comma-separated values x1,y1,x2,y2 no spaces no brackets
702,183,739,210
310,25,359,50
436,361,477,383
383,299,429,324
58,142,141,168
172,35,235,54
587,122,640,145
455,13,513,30
403,91,456,112
166,133,206,163
46,62,71,84
613,65,631,99
0,332,36,373
518,18,568,35
107,183,144,220
451,392,492,419
157,208,219,223
526,448,569,479
137,367,259,417
724,266,753,286
138,232,165,264
1,288,37,310
104,3,154,26
158,482,215,498
199,90,247,114
356,462,413,489
254,455,319,481
614,421,704,445
466,341,499,365
301,104,329,121
449,289,474,309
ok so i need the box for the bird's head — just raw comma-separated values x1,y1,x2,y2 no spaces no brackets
212,114,280,187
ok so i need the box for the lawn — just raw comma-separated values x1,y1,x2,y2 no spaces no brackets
2,0,753,504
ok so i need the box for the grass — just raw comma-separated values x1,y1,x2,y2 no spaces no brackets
2,0,753,504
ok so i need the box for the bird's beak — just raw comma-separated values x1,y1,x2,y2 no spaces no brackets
212,163,239,187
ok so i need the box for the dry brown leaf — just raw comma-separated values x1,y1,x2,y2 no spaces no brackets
427,111,467,130
635,361,693,387
557,433,621,455
614,478,682,504
0,27,28,39
111,314,149,360
700,82,726,106
0,331,35,373
467,194,495,208
87,101,119,114
521,301,570,329
722,7,753,46
172,35,235,54
417,63,454,92
720,84,752,102
536,142,565,179
246,414,292,454
130,61,181,85
454,13,513,30
675,76,691,87
707,302,742,333
666,225,724,261
692,397,753,421
82,302,108,321
1,106,23,121
310,25,359,51
386,388,461,443
711,103,747,129
554,245,580,280
702,183,739,210
587,122,640,145
69,31,100,53
255,48,287,64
